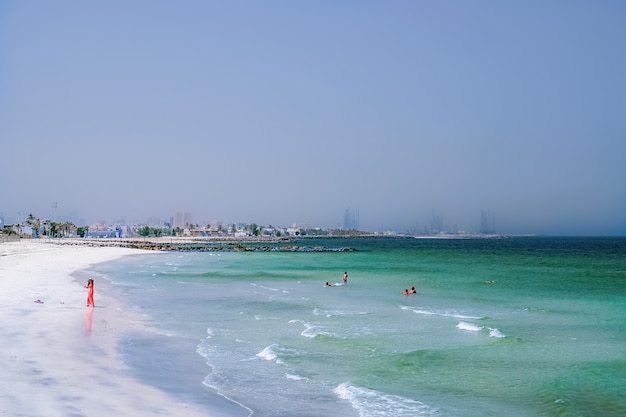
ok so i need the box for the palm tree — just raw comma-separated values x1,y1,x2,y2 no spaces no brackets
57,222,66,237
58,222,76,238
49,222,58,238
23,214,37,237
32,217,41,237
41,220,49,237
26,214,35,228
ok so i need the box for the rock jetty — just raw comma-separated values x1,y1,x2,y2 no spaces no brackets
37,237,358,252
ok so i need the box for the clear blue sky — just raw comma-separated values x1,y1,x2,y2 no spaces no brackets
1,1,625,235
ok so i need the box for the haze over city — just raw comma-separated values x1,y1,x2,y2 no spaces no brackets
1,1,625,235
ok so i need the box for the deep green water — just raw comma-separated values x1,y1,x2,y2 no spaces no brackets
94,237,626,417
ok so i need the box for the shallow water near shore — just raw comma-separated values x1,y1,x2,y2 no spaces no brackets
92,237,626,417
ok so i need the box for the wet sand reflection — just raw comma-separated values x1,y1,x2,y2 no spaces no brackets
85,306,93,334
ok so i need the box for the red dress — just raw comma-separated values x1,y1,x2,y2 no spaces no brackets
86,283,94,307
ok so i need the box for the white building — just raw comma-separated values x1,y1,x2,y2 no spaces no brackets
174,212,192,229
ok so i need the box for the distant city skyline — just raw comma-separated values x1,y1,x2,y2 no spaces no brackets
2,206,500,234
1,195,624,236
5,204,615,237
1,2,624,236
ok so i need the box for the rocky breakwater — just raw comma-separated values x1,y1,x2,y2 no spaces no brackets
44,238,358,253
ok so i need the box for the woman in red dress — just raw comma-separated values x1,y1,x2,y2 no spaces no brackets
85,279,95,307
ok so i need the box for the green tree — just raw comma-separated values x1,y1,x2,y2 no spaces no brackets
49,222,58,238
15,221,23,236
26,214,41,237
41,220,49,236
2,225,17,235
56,222,75,238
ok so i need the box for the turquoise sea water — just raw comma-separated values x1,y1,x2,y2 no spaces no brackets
93,237,626,417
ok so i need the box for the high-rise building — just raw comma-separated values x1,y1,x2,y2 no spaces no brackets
146,216,160,226
343,207,359,230
174,212,192,229
430,211,443,234
480,210,496,234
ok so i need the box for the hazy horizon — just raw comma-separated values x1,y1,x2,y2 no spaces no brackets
1,2,625,236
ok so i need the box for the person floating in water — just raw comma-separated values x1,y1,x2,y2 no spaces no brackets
343,272,348,285
403,286,416,295
85,278,95,307
325,281,334,287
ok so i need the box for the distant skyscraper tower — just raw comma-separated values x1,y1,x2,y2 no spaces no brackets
174,212,192,229
480,210,496,234
430,211,443,233
343,207,359,230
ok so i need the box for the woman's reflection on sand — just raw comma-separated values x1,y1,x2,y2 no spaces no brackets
85,305,93,335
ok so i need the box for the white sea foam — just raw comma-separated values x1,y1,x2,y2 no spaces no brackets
334,382,440,417
401,305,481,319
106,279,139,287
488,328,506,338
456,321,484,332
285,373,309,381
456,322,506,338
301,322,323,338
258,285,279,292
256,344,283,363
144,326,175,337
313,308,368,317
201,383,254,417
295,319,367,339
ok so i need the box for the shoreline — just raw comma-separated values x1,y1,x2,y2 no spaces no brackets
2,234,516,253
0,240,243,417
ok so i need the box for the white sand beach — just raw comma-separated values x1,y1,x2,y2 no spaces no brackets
0,240,215,417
